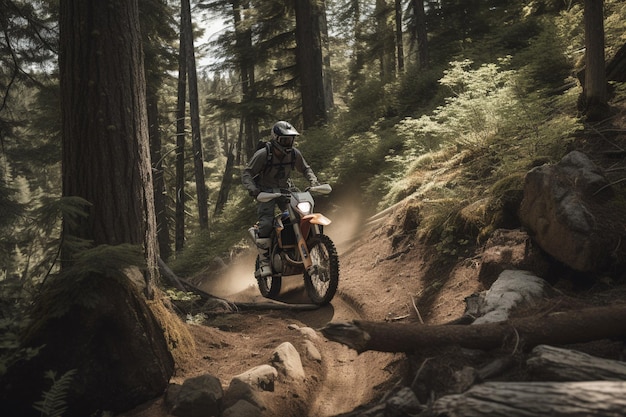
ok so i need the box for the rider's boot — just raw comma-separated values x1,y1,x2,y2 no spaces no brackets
255,237,272,278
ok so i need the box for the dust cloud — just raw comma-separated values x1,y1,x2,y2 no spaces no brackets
324,198,365,254
198,249,259,301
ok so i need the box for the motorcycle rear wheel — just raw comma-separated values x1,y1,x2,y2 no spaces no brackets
303,234,339,305
255,255,282,298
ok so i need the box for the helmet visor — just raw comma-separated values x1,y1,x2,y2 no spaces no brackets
277,135,295,148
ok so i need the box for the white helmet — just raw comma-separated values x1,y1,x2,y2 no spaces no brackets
271,121,299,152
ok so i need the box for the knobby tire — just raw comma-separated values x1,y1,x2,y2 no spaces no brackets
256,255,282,298
304,234,339,305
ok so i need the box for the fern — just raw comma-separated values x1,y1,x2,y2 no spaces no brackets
32,243,146,320
33,369,77,417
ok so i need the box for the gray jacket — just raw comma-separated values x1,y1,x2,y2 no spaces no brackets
242,144,318,193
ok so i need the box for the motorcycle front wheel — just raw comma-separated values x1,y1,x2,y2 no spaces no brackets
303,234,339,305
255,255,282,299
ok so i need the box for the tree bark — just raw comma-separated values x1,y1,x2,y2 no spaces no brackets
527,344,626,381
295,0,328,128
175,18,187,253
321,304,626,353
583,0,609,120
6,1,176,415
181,0,210,230
411,0,429,69
394,0,404,73
147,83,172,261
60,0,158,291
432,381,626,417
348,0,365,91
319,0,335,115
232,0,260,159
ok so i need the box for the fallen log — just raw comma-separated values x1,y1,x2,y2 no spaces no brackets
431,381,626,417
321,304,626,353
527,344,626,381
158,256,187,291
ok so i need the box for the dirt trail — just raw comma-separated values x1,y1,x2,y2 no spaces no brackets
122,199,457,417
210,269,401,417
305,297,399,416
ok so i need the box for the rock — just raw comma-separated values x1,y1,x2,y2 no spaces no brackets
168,374,223,417
520,151,626,272
223,378,265,411
302,340,322,362
385,386,423,415
164,383,182,407
231,364,278,392
478,228,551,287
470,270,550,324
298,326,319,340
222,364,278,411
222,399,263,417
270,342,305,380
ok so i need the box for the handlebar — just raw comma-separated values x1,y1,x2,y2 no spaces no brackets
256,183,332,203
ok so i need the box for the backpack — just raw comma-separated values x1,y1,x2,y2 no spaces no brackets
256,140,296,174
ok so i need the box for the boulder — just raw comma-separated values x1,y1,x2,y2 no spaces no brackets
302,340,322,362
223,379,266,411
231,364,278,392
468,270,550,324
520,151,626,272
223,365,277,411
167,374,223,417
222,399,263,417
270,342,305,380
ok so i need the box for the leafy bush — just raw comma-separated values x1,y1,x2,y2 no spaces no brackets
395,58,518,155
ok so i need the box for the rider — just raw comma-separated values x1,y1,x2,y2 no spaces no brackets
242,121,320,278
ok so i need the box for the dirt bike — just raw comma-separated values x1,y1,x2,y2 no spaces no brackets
249,183,339,305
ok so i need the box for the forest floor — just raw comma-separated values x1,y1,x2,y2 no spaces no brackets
119,195,488,417
122,103,626,417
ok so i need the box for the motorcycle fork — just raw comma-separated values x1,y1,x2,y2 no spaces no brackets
292,220,312,270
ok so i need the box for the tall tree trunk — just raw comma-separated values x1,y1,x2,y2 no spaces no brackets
583,0,609,121
147,84,172,261
375,0,396,82
175,19,187,253
232,0,259,159
214,141,236,217
60,0,158,292
236,116,244,166
412,0,429,69
181,0,210,230
348,0,365,91
319,0,335,115
1,1,176,415
394,0,404,73
295,0,328,128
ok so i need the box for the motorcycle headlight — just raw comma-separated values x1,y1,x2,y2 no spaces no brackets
296,201,312,215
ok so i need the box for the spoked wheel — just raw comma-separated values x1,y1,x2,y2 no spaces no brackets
255,255,282,299
303,234,339,305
